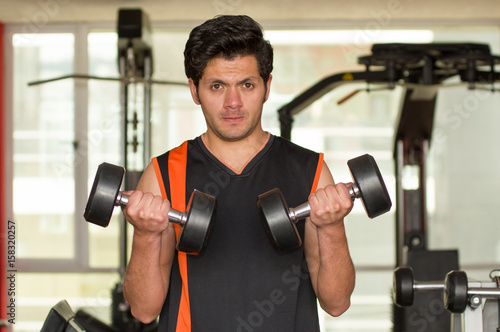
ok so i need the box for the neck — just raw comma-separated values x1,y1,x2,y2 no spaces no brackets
202,130,269,173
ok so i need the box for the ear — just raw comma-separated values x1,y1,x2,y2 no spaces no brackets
264,74,272,102
188,78,201,105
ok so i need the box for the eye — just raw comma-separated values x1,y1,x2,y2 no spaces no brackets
243,82,254,89
211,83,223,90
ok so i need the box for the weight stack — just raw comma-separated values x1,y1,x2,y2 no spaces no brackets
392,249,459,332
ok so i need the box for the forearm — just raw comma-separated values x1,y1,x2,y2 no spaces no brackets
123,232,170,323
314,221,355,316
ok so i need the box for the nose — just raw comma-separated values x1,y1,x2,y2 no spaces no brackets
224,87,243,109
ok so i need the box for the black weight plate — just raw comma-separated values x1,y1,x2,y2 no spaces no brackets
177,190,217,254
393,267,414,307
347,154,392,218
444,270,468,313
257,188,301,252
84,163,125,227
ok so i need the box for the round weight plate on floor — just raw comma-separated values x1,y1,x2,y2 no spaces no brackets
257,188,301,252
347,154,392,218
444,271,468,313
84,163,125,227
177,190,217,254
393,267,415,307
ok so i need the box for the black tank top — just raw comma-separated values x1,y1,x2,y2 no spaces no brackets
155,134,323,332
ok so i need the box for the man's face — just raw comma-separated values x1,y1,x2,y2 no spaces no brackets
189,55,272,142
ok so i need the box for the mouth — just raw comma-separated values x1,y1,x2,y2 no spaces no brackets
221,113,245,123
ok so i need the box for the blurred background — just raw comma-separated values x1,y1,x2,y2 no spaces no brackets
2,0,500,331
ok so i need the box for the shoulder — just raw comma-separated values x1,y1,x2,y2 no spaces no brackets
269,135,324,188
143,139,196,195
271,135,320,159
155,139,198,163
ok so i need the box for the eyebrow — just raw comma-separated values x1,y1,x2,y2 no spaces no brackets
204,76,260,85
238,76,260,84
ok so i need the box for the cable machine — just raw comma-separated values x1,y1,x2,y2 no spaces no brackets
278,42,500,332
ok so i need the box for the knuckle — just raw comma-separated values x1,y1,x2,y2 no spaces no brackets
143,192,154,200
163,199,171,209
125,204,138,218
138,209,148,220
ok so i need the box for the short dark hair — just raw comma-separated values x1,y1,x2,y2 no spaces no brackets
184,15,273,87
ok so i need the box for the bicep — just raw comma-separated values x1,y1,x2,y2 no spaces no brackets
316,160,335,190
136,162,162,195
137,161,177,289
304,161,334,292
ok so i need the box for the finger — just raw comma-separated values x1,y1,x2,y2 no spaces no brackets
125,192,153,219
160,198,172,218
334,183,351,201
150,195,166,211
324,184,340,199
308,189,322,207
333,183,355,213
309,188,330,213
139,192,155,207
127,190,145,206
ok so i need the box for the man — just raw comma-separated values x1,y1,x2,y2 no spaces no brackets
123,15,355,331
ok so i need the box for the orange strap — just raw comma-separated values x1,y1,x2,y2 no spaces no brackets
158,141,191,332
311,153,324,193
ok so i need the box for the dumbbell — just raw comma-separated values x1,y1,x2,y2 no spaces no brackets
257,154,392,252
395,268,500,314
443,270,469,313
393,267,444,307
445,270,500,313
446,270,500,314
83,162,216,254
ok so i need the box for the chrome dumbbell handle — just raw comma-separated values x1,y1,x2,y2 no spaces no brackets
115,192,129,207
114,192,187,226
288,202,310,222
414,281,444,292
288,184,358,223
348,183,361,200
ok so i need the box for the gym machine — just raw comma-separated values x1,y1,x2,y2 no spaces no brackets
277,43,500,331
40,300,85,332
394,267,500,332
28,8,188,331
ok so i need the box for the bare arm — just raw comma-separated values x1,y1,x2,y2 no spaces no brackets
122,162,177,323
304,161,356,317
